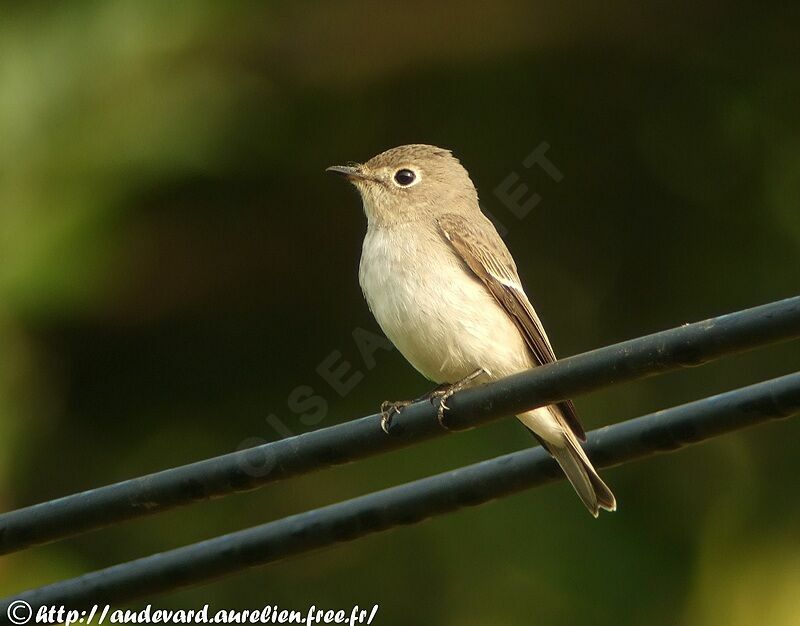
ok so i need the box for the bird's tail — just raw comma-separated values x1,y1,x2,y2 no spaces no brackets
549,432,616,517
519,407,616,517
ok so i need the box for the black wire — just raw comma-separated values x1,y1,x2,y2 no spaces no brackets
3,371,798,609
0,295,799,556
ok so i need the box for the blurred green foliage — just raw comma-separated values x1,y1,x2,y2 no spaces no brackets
1,2,799,624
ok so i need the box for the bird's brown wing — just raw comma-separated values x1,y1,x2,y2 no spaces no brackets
436,212,585,441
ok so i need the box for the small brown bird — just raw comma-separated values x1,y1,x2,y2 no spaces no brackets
327,144,615,516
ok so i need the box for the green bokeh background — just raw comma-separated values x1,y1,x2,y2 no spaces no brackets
1,2,799,624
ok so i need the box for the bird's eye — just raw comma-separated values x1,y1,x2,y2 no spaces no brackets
393,168,417,187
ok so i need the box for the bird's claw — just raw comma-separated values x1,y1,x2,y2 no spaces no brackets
436,396,451,428
429,369,486,430
426,387,454,429
434,390,455,428
379,370,485,433
379,400,410,434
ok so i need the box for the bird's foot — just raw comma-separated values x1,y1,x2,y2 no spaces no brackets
430,369,486,429
378,383,451,433
379,400,412,434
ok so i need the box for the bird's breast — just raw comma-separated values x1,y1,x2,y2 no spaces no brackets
358,223,531,384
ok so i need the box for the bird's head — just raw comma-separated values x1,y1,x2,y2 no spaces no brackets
327,144,479,225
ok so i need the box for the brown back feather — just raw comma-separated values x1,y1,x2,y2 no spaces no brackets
437,213,585,441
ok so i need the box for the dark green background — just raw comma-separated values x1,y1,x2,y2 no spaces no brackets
1,2,799,624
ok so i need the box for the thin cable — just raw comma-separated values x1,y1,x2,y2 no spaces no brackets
0,295,798,555
3,371,798,609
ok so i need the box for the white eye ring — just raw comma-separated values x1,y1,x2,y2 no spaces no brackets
392,167,421,188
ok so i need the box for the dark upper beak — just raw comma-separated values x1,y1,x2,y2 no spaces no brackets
325,164,367,180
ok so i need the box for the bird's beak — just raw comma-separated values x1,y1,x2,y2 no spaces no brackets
326,164,367,181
